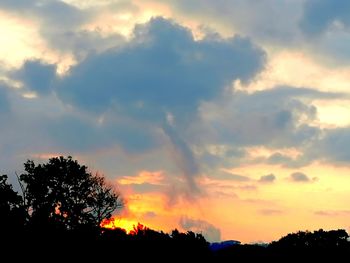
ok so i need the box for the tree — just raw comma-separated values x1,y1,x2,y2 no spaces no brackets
20,156,123,231
0,175,25,230
270,229,349,249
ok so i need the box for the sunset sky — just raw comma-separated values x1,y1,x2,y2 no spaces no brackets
1,0,350,243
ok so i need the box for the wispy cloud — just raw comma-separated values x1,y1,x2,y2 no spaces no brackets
314,210,350,217
118,171,165,185
258,209,284,216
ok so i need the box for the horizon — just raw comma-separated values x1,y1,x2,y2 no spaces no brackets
1,0,350,244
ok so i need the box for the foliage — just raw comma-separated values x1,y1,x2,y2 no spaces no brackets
19,156,122,230
0,175,25,229
270,229,349,249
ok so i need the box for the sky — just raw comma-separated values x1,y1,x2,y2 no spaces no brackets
1,0,350,243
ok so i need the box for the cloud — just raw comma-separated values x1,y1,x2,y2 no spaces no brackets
55,17,265,118
163,0,350,65
163,124,200,194
237,185,257,191
163,0,303,45
123,183,162,194
298,0,350,64
44,17,264,193
265,151,312,168
312,127,350,163
56,30,125,57
1,18,266,197
117,171,166,193
0,90,161,160
258,209,283,216
143,211,157,219
179,216,221,242
289,172,314,182
198,86,343,150
211,170,250,181
0,0,125,59
0,0,89,30
259,174,276,183
314,210,350,217
0,85,10,113
300,0,350,36
192,86,350,173
11,60,56,95
44,114,160,153
265,152,311,168
118,171,165,185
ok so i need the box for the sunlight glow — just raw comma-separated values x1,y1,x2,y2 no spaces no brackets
22,92,38,99
0,12,43,67
101,217,139,233
312,99,350,128
235,51,350,94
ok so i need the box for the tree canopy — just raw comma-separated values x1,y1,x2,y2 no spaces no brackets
270,229,349,249
19,156,123,231
0,175,25,230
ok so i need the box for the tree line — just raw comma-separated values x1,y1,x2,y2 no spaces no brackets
1,156,121,234
1,156,350,261
0,156,209,260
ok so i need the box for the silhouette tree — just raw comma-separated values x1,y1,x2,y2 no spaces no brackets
19,156,122,231
0,175,25,230
270,229,349,249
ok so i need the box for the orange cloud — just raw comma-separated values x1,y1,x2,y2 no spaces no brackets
118,170,165,185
